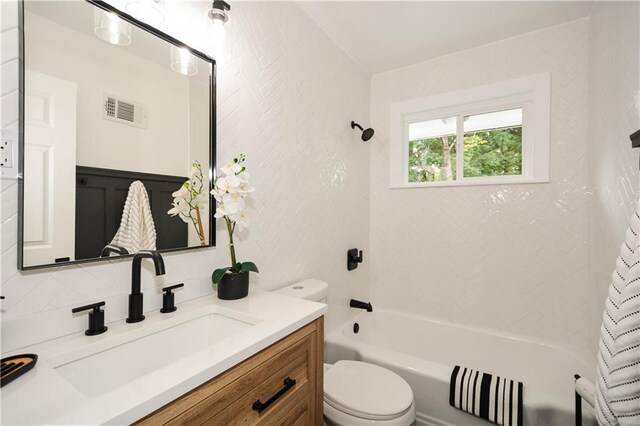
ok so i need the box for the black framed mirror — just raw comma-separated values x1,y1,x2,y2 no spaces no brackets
18,0,216,270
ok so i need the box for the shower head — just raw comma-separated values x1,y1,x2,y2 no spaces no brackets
351,121,375,142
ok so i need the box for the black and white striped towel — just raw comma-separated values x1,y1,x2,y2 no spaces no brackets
450,366,523,426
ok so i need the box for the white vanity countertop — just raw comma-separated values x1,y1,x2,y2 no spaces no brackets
1,289,327,425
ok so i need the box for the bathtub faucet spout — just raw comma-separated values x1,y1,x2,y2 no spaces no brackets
350,299,373,312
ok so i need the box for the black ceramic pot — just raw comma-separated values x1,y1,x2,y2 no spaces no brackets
217,271,249,300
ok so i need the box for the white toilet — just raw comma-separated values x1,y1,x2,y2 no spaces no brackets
275,280,416,425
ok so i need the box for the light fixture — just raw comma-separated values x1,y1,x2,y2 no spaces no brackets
126,0,165,26
208,1,230,25
94,8,132,46
170,45,198,76
208,1,231,63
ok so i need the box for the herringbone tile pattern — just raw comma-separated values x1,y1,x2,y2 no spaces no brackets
0,1,370,343
369,19,592,348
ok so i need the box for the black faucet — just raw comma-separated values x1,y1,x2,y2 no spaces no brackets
127,250,165,323
350,299,373,312
100,244,129,257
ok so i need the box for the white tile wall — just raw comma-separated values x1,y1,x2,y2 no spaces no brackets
369,19,592,350
0,1,370,350
2,0,637,362
587,2,640,356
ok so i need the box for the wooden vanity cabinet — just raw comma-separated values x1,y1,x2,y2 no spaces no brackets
136,317,324,425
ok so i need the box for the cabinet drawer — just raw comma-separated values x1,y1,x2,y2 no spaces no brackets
205,397,310,426
198,333,314,425
277,397,311,425
137,317,323,426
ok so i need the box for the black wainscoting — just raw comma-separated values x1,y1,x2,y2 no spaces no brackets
75,166,188,260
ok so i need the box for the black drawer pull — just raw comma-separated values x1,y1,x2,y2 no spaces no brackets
252,377,296,413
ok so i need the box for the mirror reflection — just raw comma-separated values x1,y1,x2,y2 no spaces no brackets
21,1,214,269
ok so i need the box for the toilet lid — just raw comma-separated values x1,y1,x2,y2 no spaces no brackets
324,360,413,420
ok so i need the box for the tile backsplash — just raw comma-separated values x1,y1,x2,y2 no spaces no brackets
0,1,370,350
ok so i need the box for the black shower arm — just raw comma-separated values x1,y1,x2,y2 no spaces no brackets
351,121,364,131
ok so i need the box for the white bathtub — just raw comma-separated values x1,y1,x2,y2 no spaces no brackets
324,310,597,426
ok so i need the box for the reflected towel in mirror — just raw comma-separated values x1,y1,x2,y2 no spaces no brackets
110,180,157,253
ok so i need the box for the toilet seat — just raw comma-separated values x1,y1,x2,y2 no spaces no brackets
324,360,414,421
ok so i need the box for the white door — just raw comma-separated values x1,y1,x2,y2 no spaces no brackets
23,70,77,267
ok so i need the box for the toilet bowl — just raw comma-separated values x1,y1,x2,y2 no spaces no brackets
275,281,416,425
323,361,416,425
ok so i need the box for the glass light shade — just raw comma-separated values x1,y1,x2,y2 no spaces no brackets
94,8,132,46
125,0,165,26
170,45,198,76
209,18,231,65
211,19,226,45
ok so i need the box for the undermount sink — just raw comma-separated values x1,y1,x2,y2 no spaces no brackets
50,310,256,397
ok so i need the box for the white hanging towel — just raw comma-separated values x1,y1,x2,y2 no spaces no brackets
596,200,640,425
110,180,157,253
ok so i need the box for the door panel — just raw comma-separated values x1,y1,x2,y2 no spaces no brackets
23,70,77,266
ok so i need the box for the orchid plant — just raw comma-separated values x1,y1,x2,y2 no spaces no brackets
168,161,208,245
211,154,259,284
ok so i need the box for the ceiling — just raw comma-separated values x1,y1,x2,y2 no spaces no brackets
299,1,594,74
25,1,209,81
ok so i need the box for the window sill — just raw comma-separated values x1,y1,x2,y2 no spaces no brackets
389,177,549,189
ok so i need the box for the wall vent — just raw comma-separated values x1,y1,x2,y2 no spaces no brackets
103,94,148,128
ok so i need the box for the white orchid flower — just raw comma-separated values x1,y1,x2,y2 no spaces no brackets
225,174,241,188
189,164,201,180
167,200,189,216
222,194,245,215
168,199,192,223
171,185,190,199
213,154,252,231
211,189,225,202
211,154,258,281
215,175,240,194
168,161,207,244
214,204,230,218
215,176,229,192
221,162,243,176
231,212,249,230
238,183,255,194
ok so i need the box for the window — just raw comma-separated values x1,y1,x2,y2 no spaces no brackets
390,73,550,188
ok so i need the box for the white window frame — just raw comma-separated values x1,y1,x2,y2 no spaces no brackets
389,73,551,188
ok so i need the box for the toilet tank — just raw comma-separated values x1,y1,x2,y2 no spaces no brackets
274,279,328,303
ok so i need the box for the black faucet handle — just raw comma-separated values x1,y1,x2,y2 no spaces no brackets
72,301,108,336
72,301,105,314
347,248,364,271
160,283,184,313
162,283,184,293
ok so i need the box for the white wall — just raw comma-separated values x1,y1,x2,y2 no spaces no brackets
369,19,591,350
6,0,635,364
587,2,640,356
0,0,370,351
25,10,191,177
